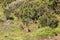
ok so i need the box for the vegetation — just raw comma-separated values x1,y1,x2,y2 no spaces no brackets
0,0,60,40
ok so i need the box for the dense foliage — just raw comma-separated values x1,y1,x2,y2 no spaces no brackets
0,0,59,29
0,0,60,40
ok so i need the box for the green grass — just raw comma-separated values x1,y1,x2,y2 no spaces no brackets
0,5,60,40
0,23,60,40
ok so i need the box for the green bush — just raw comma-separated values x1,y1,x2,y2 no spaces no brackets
19,0,51,23
1,0,59,28
0,0,16,7
48,0,60,14
38,14,58,28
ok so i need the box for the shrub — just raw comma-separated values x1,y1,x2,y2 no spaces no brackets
38,14,58,28
2,0,59,28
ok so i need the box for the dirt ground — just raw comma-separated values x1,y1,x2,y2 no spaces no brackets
37,34,60,40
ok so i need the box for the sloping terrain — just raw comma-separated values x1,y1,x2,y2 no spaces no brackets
0,0,60,40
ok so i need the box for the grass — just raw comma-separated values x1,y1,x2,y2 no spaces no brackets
0,5,60,40
0,22,60,40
